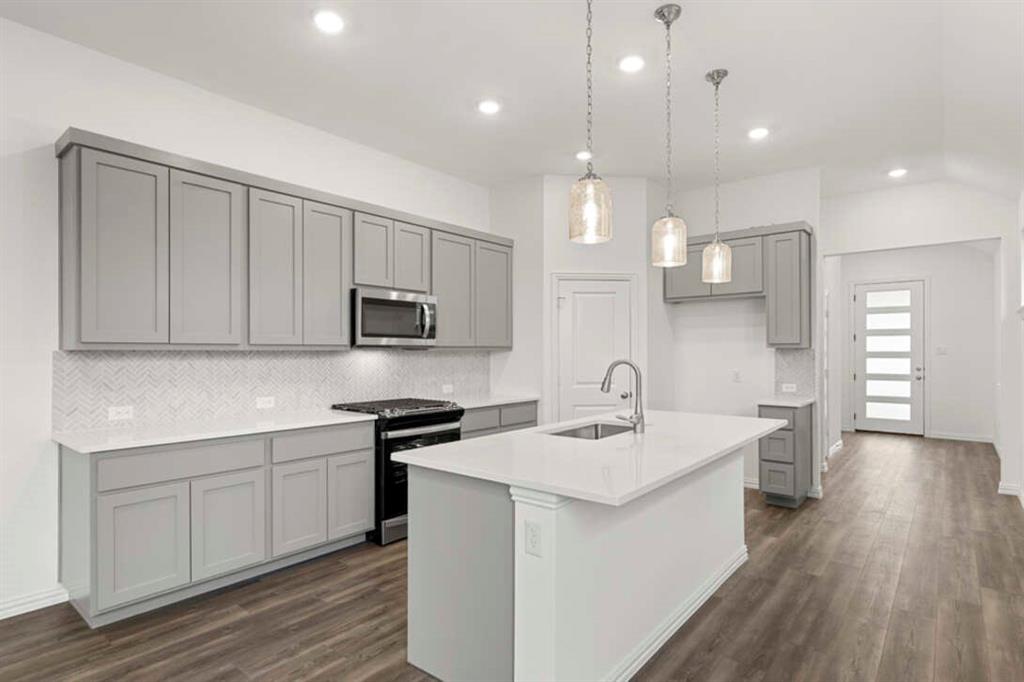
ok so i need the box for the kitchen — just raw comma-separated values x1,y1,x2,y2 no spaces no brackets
2,2,1024,681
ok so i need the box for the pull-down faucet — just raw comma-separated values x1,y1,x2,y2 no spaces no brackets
600,359,645,433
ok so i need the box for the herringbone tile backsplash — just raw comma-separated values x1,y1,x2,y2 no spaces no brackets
53,350,491,431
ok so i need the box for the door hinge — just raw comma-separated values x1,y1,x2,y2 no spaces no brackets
853,372,857,381
854,412,857,421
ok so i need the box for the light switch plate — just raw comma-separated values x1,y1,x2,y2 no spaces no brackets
781,383,797,393
107,405,134,421
256,396,275,410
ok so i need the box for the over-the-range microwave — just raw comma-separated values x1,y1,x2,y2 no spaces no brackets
353,287,437,347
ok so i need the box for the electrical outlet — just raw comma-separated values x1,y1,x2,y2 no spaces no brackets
256,396,276,410
781,383,797,393
732,370,742,383
107,405,134,421
525,521,542,557
441,384,454,395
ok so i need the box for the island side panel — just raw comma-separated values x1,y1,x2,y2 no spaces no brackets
513,450,747,682
406,466,515,682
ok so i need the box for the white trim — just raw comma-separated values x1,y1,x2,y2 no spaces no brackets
998,482,1022,496
829,439,844,458
926,431,994,444
509,486,572,510
808,485,823,499
608,544,748,682
743,476,759,490
821,458,829,473
0,586,69,620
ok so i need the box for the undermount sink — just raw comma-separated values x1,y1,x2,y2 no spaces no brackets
548,422,635,440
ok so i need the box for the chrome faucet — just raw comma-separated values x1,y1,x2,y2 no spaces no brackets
600,359,645,433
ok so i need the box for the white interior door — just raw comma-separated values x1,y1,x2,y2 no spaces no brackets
556,278,633,421
854,280,924,435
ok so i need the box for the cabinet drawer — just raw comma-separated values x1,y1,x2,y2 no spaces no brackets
500,402,537,427
462,407,500,433
463,427,501,440
760,431,795,464
272,424,374,464
760,461,795,497
97,439,265,492
758,406,794,430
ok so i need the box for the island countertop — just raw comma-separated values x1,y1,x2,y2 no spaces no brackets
393,409,786,506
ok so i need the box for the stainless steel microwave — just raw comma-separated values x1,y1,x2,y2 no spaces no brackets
353,288,437,347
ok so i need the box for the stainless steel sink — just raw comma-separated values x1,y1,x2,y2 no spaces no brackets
548,422,635,440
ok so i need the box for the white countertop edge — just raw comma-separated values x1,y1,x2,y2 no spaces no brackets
758,395,816,408
454,394,540,410
397,416,787,507
53,410,377,453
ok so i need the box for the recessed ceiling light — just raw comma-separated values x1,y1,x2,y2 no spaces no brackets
313,10,344,34
477,99,501,115
747,127,770,141
576,150,592,161
888,168,908,178
618,55,645,73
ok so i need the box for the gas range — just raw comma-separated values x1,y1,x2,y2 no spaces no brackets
331,398,460,420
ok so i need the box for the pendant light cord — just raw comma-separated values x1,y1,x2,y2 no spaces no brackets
712,74,722,240
664,16,673,214
584,0,594,176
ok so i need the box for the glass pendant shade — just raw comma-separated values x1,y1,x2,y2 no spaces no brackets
569,175,612,244
651,215,687,267
702,238,732,283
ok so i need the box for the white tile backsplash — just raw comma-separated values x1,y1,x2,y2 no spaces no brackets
53,350,490,431
774,348,816,396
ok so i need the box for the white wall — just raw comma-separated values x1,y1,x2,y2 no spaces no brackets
821,181,1020,494
836,242,998,442
0,18,491,618
823,257,844,453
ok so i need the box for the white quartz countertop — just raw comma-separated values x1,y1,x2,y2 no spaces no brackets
455,394,540,410
759,395,816,408
393,409,786,506
53,409,377,453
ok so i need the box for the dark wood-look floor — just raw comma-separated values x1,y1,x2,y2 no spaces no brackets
2,432,1023,681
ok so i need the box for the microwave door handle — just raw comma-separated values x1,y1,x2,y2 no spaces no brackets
421,303,432,338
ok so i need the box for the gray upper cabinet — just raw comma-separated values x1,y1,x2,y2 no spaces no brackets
169,170,245,344
765,231,810,348
711,237,763,297
432,232,475,347
249,189,303,345
663,246,711,300
474,241,512,348
353,213,394,288
303,201,352,346
190,469,267,581
394,222,431,292
79,148,169,343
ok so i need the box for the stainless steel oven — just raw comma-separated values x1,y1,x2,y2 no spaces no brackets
353,287,436,347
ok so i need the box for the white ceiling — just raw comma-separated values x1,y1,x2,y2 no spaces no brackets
2,0,1021,197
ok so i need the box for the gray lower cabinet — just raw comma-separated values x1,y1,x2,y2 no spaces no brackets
394,222,431,293
663,246,711,300
249,189,304,344
190,469,267,581
78,148,170,343
765,231,811,348
303,201,352,345
272,458,328,557
169,170,246,344
96,482,190,611
711,237,763,296
757,402,813,507
461,401,539,439
474,241,512,348
327,451,374,540
433,232,476,347
353,212,394,288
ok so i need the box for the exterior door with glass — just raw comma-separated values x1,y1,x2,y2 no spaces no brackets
853,281,924,435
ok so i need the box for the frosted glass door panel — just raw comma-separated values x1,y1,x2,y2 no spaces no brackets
865,358,911,375
866,402,912,421
866,290,911,308
866,380,912,398
866,335,912,352
866,313,911,330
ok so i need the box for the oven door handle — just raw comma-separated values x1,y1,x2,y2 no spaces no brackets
381,421,461,440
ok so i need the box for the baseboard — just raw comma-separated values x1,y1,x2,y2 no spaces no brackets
829,440,844,458
0,586,69,620
821,459,828,473
743,476,759,490
609,545,748,682
808,485,823,499
926,431,993,444
998,482,1022,496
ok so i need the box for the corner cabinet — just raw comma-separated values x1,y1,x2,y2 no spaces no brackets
663,224,812,349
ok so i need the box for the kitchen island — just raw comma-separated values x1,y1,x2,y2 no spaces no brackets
393,409,786,681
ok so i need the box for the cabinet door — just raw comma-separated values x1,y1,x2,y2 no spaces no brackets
303,201,352,345
393,222,431,292
353,213,394,288
474,242,512,348
272,459,327,557
96,482,190,610
765,232,810,347
79,148,169,343
432,232,475,346
249,189,303,344
169,171,245,344
190,470,267,582
327,450,374,540
711,237,763,297
663,246,711,300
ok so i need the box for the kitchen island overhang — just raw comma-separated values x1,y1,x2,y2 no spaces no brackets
395,410,787,682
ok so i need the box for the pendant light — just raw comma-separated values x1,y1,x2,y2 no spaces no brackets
702,68,732,283
651,4,687,267
569,0,612,244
